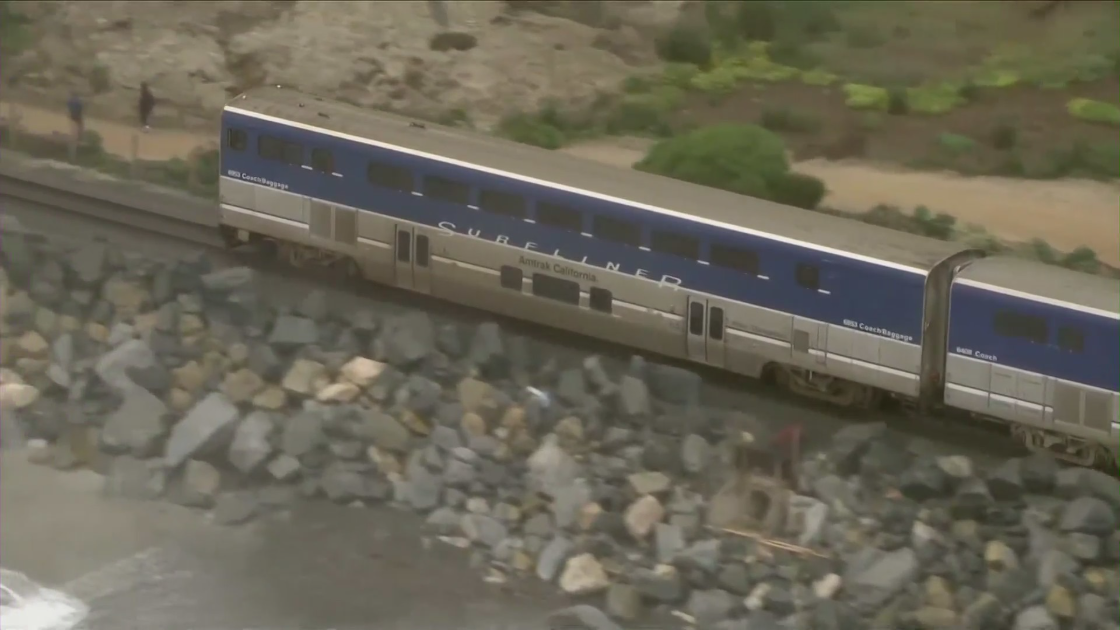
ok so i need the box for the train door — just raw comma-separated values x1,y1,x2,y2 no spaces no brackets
393,225,431,293
792,317,827,366
686,298,726,367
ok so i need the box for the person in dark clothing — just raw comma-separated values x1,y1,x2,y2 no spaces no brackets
138,82,155,132
67,92,84,142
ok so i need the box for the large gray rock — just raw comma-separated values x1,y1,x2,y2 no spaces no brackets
546,605,622,630
103,455,166,500
281,410,325,457
100,388,168,457
268,315,319,348
95,339,156,392
1059,497,1116,535
164,393,241,467
200,267,256,293
227,411,274,474
844,547,919,609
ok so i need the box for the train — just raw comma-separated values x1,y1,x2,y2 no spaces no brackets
216,86,1119,469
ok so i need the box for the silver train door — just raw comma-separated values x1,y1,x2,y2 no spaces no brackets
686,298,726,367
393,225,431,293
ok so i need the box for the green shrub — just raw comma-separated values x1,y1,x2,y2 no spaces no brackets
605,90,680,137
621,74,654,94
1067,98,1120,127
497,112,566,149
990,122,1018,150
635,123,791,201
799,68,839,86
937,133,977,154
759,107,821,133
886,87,909,115
843,84,888,111
194,149,219,186
661,63,701,89
1062,246,1099,273
769,172,826,209
912,205,956,240
655,23,713,67
0,1,33,55
1030,239,1059,264
767,36,822,70
957,80,980,103
907,84,965,115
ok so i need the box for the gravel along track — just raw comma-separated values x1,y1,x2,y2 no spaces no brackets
2,166,1118,630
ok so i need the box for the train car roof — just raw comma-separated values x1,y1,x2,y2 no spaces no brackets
226,87,973,272
956,256,1120,317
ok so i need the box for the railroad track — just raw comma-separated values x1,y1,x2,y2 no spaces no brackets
0,165,1034,469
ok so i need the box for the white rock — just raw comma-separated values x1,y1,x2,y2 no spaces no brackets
0,382,40,409
339,357,386,388
0,368,25,385
315,381,360,403
16,331,49,357
624,494,665,540
558,553,610,595
813,573,842,599
281,359,328,396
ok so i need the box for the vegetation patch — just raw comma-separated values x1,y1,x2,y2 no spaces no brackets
842,84,888,111
1067,98,1120,127
635,124,827,210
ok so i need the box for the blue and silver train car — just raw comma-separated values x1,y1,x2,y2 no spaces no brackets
217,87,980,410
946,256,1120,466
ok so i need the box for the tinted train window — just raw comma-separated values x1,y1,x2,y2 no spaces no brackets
688,302,704,336
367,162,413,193
479,189,526,219
593,215,641,247
311,148,333,173
1057,326,1084,353
532,274,580,305
424,175,470,204
258,135,284,161
711,244,759,275
500,265,523,291
651,230,699,260
282,141,303,166
796,263,820,291
993,310,1048,345
537,201,582,233
589,287,612,314
226,128,247,151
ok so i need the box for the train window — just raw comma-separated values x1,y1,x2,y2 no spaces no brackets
532,273,580,305
500,265,523,291
537,201,582,233
651,230,699,260
710,244,759,275
282,141,303,166
424,175,470,205
479,189,526,219
1057,326,1084,353
795,263,820,291
589,287,613,314
593,215,641,247
257,135,284,161
311,148,334,173
226,128,247,152
709,307,724,341
688,301,704,336
367,162,414,193
993,310,1048,345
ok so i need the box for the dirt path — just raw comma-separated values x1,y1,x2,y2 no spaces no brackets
1,101,213,162
5,102,1116,266
563,139,1120,267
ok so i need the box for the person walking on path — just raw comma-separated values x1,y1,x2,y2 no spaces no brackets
67,92,84,143
138,82,155,132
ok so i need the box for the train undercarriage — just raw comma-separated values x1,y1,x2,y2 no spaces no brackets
222,224,1117,474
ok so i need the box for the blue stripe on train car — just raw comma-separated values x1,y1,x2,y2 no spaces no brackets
947,282,1119,392
220,111,929,344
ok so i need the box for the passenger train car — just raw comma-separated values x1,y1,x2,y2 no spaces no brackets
217,86,1119,469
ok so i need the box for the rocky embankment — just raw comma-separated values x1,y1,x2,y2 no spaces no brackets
1,218,1118,630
